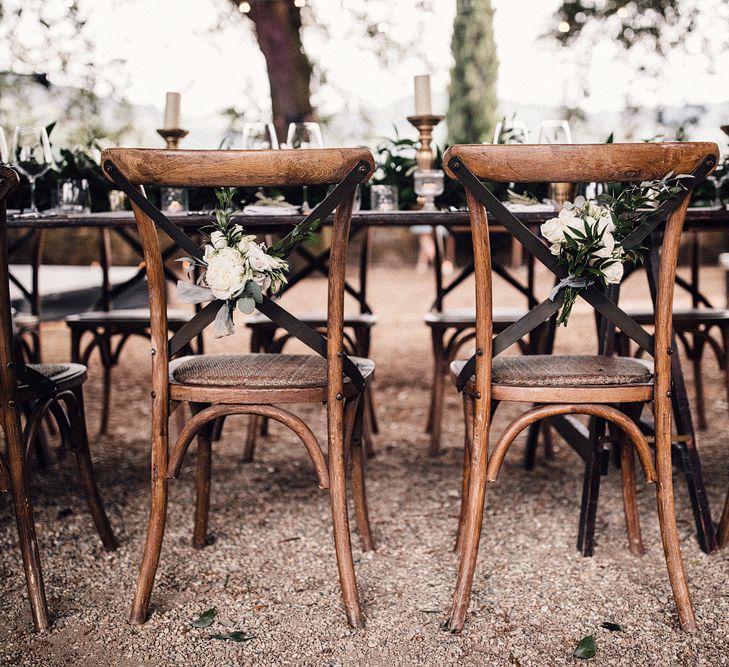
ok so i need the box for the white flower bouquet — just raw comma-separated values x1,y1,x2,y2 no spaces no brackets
541,172,693,326
177,188,320,336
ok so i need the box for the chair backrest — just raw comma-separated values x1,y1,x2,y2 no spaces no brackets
100,147,374,410
443,142,719,399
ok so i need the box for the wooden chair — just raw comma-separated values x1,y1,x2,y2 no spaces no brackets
66,227,197,434
442,142,718,632
424,224,539,456
100,147,376,628
9,228,45,364
0,166,117,632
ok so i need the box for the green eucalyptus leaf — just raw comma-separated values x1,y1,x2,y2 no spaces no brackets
573,635,597,659
237,297,255,314
191,607,217,628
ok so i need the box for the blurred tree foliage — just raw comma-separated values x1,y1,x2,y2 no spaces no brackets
446,0,499,145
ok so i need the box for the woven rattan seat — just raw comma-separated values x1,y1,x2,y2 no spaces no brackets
170,353,374,389
627,307,729,325
27,363,71,378
452,355,653,388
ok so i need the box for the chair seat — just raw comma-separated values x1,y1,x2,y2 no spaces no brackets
451,355,654,403
66,308,193,327
18,362,87,399
626,307,729,326
424,308,527,328
13,312,40,331
245,312,377,329
170,353,374,396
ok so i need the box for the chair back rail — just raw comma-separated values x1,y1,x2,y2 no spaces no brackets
102,148,375,187
443,142,718,183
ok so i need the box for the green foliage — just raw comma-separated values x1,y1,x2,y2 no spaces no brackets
191,608,217,629
446,0,499,145
573,635,597,659
210,631,256,642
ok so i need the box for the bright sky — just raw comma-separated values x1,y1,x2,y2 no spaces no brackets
82,0,728,122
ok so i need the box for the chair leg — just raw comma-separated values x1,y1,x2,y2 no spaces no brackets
618,403,644,556
348,396,374,551
655,426,697,631
69,387,117,550
691,333,707,431
363,389,377,458
717,489,729,548
192,407,212,549
720,324,729,410
329,400,364,628
242,415,258,463
577,417,606,557
447,399,490,632
98,331,113,435
523,420,541,470
429,328,446,457
455,394,475,555
130,432,169,624
5,407,50,632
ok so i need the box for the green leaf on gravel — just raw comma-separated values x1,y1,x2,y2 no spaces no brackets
601,622,623,632
210,631,256,642
573,635,597,659
191,607,217,628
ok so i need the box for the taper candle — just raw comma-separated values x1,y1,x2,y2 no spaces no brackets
413,75,432,116
163,92,181,129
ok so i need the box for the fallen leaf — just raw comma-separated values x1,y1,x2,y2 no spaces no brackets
191,607,217,629
211,631,256,643
601,621,623,632
573,635,597,659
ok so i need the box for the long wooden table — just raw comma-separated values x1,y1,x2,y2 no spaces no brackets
8,206,729,554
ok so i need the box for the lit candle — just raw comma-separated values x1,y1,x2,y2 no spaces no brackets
163,92,181,129
414,75,432,116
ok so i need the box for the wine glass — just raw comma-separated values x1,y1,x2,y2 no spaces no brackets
287,122,324,212
0,128,8,164
493,119,530,144
537,120,572,144
11,125,53,213
241,122,279,150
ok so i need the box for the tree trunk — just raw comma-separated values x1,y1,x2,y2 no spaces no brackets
242,1,314,142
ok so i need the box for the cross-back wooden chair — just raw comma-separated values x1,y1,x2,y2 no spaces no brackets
442,142,719,632
101,147,376,628
0,166,117,632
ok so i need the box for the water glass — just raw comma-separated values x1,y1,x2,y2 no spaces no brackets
370,185,398,211
56,179,90,213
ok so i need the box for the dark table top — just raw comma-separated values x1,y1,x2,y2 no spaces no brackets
7,206,729,230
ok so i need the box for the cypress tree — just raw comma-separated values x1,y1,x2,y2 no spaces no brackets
446,0,499,145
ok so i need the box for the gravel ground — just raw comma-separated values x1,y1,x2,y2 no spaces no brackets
1,261,728,666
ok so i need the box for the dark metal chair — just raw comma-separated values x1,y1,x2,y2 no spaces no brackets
0,166,117,632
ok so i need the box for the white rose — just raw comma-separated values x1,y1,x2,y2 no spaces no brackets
210,231,227,249
246,243,273,272
602,261,624,285
541,217,565,245
593,231,615,258
205,247,249,299
549,242,561,255
237,234,257,254
251,271,272,291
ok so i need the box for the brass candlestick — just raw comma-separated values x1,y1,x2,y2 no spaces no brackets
156,128,189,149
407,114,444,208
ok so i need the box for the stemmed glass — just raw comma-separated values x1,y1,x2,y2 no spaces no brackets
537,120,572,144
11,125,53,213
287,122,324,212
0,128,8,164
493,119,530,145
241,122,279,150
